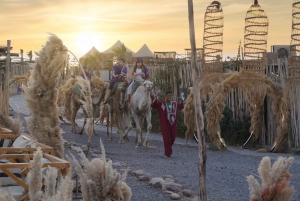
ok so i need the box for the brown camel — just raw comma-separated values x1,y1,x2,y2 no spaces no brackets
104,82,131,143
59,77,107,134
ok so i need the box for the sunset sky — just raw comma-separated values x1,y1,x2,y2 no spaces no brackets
0,0,293,60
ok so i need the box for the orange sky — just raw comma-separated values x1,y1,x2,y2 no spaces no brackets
0,0,292,59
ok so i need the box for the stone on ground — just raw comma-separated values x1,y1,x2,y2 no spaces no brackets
182,189,194,197
150,177,165,188
169,193,180,200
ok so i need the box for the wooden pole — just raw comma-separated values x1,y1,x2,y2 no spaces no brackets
2,40,11,116
187,1,207,200
5,41,10,89
21,49,24,75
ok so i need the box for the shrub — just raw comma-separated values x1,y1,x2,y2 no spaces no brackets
220,106,251,146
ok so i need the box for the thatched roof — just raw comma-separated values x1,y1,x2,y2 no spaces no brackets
133,44,154,58
102,40,135,54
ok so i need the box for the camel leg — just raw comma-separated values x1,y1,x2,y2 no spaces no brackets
106,107,110,136
71,97,80,134
138,116,144,146
108,111,113,141
79,108,88,135
117,113,126,144
92,108,97,136
132,112,142,147
123,108,132,141
143,110,152,147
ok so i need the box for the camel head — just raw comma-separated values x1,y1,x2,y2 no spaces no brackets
117,82,128,92
92,82,108,105
142,80,153,92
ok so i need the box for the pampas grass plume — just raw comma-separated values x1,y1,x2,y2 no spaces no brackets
247,156,295,201
71,138,132,201
27,147,43,201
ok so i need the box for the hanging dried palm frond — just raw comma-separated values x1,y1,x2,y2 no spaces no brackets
76,76,93,139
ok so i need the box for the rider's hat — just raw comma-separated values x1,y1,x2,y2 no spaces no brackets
136,57,143,63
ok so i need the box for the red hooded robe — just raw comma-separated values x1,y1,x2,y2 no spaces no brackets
151,98,184,156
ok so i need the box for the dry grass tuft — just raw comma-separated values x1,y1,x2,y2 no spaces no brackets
27,147,73,201
71,138,132,201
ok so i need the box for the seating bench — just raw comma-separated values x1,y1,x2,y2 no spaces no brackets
0,153,70,201
0,134,55,155
0,128,13,134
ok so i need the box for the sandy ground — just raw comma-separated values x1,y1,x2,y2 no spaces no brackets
9,94,300,201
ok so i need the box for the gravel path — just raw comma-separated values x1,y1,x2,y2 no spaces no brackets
9,94,300,201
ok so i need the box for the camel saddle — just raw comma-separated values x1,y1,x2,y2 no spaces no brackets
73,85,81,95
131,81,143,95
111,82,127,95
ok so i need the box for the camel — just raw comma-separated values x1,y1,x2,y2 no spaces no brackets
128,80,153,147
104,82,131,143
59,76,107,134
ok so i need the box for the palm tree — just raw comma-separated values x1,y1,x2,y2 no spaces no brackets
112,43,126,62
188,0,207,200
27,50,32,62
82,52,102,70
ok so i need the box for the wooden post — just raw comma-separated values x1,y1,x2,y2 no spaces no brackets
1,40,11,116
21,49,24,75
6,41,10,89
187,1,207,200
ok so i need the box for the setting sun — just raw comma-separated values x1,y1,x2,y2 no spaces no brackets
75,32,101,55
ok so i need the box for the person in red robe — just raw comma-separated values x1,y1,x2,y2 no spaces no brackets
151,90,184,158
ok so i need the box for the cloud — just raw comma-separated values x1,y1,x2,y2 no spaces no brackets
56,14,149,24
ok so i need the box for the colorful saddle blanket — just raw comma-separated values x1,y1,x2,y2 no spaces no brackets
73,85,81,95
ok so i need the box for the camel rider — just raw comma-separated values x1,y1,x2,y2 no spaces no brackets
103,57,128,104
125,57,150,103
81,66,95,89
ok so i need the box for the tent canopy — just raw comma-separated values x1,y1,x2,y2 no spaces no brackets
80,46,101,60
102,40,135,54
133,44,154,58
